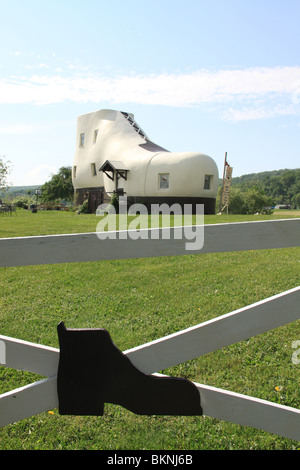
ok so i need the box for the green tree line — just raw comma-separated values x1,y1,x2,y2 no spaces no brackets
230,168,300,207
219,168,300,214
0,167,74,208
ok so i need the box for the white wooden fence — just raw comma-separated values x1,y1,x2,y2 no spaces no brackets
0,218,299,440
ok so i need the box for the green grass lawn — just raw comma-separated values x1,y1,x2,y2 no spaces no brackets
0,209,299,449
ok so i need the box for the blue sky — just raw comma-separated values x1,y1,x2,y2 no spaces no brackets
1,0,299,186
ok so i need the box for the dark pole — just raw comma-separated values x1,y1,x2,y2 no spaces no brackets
218,152,227,213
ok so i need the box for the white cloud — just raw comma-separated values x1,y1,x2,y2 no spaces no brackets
0,123,47,134
0,66,300,120
24,165,57,185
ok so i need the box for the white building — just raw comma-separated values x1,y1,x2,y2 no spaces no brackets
72,109,219,214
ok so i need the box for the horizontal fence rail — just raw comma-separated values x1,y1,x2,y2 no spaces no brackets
0,218,299,267
0,334,59,377
0,377,58,428
192,381,300,441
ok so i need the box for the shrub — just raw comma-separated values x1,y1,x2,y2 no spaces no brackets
110,192,119,213
11,195,34,209
228,187,274,215
77,200,90,214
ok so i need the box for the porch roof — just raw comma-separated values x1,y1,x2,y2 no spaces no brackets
99,160,128,172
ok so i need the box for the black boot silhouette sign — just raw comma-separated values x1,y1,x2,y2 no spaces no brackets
57,322,202,416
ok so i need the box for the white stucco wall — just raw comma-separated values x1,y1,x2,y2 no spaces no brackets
143,152,218,198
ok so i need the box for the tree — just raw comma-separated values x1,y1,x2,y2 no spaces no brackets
40,166,74,202
244,187,273,214
227,188,248,214
0,156,11,190
228,187,273,214
291,193,300,209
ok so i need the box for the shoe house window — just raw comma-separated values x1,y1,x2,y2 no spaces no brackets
159,174,169,189
91,163,97,177
93,129,98,144
73,166,77,178
79,133,85,148
204,175,212,190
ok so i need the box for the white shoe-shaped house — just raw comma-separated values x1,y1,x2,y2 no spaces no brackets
72,109,219,214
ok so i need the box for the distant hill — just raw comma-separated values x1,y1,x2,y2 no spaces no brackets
0,185,40,200
231,168,299,185
229,168,300,205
